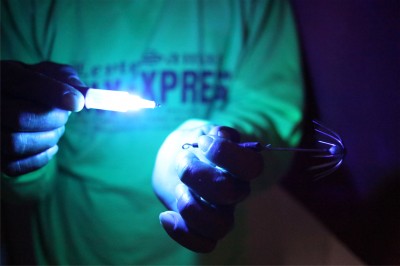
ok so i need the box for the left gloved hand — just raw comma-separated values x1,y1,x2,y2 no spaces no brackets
152,120,263,252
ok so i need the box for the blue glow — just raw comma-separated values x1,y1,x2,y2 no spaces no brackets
84,88,156,112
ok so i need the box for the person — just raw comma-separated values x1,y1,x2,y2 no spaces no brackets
1,0,304,264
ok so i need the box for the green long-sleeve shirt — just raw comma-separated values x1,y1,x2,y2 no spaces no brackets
1,0,303,264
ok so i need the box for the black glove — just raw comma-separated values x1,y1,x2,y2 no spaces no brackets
1,61,85,176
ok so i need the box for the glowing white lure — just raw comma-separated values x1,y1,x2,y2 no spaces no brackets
75,86,159,112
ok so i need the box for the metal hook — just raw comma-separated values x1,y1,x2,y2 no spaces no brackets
182,143,198,149
181,121,345,179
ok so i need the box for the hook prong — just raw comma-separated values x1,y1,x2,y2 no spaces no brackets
182,143,198,149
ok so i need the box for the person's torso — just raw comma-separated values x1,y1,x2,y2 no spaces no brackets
28,1,246,264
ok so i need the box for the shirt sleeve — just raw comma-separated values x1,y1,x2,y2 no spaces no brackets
211,0,304,183
1,0,55,62
1,159,57,203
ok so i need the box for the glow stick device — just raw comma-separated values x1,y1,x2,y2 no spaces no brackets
75,86,159,112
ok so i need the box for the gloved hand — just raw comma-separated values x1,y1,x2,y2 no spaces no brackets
153,120,263,252
1,61,85,176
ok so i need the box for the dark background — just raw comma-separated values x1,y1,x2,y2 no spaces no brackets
283,0,400,264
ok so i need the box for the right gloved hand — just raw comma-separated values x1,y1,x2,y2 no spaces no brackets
153,121,264,252
1,61,85,177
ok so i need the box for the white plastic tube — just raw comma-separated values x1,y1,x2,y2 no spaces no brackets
84,88,157,112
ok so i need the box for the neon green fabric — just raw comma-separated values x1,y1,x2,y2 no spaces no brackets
1,0,304,264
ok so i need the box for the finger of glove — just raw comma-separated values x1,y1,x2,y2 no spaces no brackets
1,145,59,177
198,135,263,180
32,61,86,87
1,127,65,157
177,151,250,205
208,126,241,143
175,184,234,240
1,61,84,111
159,211,217,253
1,98,69,131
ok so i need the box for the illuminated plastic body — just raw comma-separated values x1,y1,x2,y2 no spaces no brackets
84,88,157,112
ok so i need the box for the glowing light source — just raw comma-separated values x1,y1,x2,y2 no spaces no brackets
84,88,158,112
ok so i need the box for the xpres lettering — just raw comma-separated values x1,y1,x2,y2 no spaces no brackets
90,70,231,105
